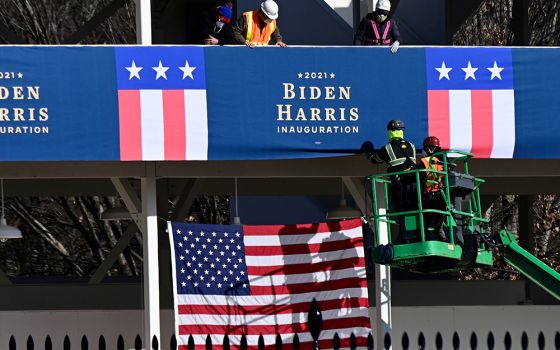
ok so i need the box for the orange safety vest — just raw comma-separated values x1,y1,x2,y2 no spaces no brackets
243,11,277,46
421,156,444,193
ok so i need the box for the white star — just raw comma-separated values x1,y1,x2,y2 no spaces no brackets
126,61,143,80
224,232,229,237
487,61,504,80
206,283,211,288
194,282,198,287
180,268,185,273
330,73,336,79
235,232,240,237
178,242,183,247
188,230,193,235
152,60,169,80
462,61,478,80
176,229,181,234
218,283,222,288
179,60,196,80
435,61,452,81
298,73,303,78
181,282,186,287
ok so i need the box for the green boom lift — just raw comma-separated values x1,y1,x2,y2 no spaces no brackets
367,150,560,301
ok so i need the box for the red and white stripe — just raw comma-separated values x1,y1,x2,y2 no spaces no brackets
118,89,208,161
176,219,370,350
428,89,515,158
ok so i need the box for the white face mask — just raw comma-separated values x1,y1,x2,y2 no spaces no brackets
214,21,225,33
376,13,387,22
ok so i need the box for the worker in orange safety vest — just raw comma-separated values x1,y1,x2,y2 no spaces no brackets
233,0,287,48
418,136,447,241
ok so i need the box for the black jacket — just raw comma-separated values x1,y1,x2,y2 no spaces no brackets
369,138,416,173
354,13,401,46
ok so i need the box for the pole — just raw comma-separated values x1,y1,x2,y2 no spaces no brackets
135,0,152,45
374,185,392,349
142,163,160,348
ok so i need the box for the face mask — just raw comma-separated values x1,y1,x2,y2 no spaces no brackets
376,14,387,22
214,21,225,33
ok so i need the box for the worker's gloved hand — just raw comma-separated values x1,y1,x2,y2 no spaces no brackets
358,141,375,154
390,40,400,54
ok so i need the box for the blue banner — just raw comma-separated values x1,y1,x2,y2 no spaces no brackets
0,46,559,161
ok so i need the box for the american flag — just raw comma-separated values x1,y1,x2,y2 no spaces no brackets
426,48,515,158
115,47,208,161
168,219,371,350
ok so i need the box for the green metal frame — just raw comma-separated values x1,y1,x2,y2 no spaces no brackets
367,150,492,272
498,230,560,301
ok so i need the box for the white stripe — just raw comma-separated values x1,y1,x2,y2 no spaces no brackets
491,90,516,158
178,307,370,326
246,248,364,267
177,327,371,345
177,287,369,305
449,90,473,153
140,90,165,160
244,227,363,247
185,90,208,160
248,267,366,285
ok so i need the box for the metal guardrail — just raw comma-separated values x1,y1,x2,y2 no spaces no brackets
5,330,560,350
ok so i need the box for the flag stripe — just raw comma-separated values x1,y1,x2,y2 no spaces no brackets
185,89,209,160
248,277,367,295
140,90,165,160
427,90,450,150
243,219,362,236
179,317,371,335
449,90,473,152
177,287,368,306
163,90,187,160
491,90,516,158
247,257,366,276
244,227,363,246
245,246,364,267
178,296,369,315
248,267,366,286
118,90,142,160
470,90,493,158
178,308,370,326
245,237,363,256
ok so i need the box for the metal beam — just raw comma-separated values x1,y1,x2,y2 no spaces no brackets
111,178,142,228
88,223,138,284
172,178,203,221
342,176,367,215
63,0,130,44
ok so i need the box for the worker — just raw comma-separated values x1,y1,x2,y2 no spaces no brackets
200,3,235,45
418,136,447,241
233,0,287,48
368,120,417,241
354,0,401,53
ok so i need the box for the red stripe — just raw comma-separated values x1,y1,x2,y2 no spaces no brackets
243,219,362,236
163,90,186,160
179,337,371,350
248,278,368,295
118,90,142,160
179,317,371,336
247,257,365,276
245,237,363,256
178,297,369,315
427,90,450,150
470,90,493,158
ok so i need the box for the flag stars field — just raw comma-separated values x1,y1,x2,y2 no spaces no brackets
435,60,505,81
124,60,198,81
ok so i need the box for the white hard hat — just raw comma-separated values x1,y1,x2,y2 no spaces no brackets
260,0,279,20
376,0,391,12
